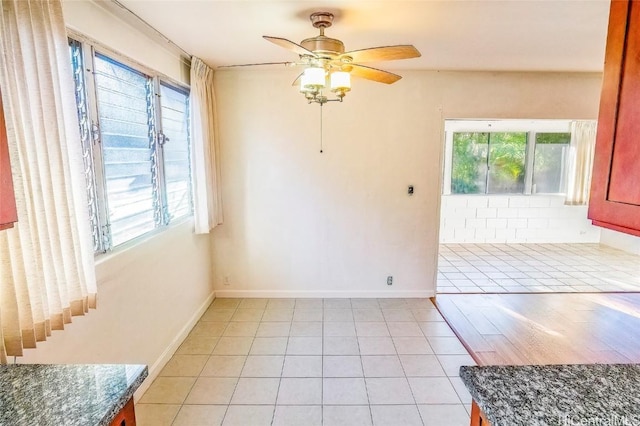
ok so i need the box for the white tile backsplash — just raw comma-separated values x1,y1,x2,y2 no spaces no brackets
528,218,549,229
446,197,469,208
494,228,518,242
445,218,466,228
453,208,476,218
507,218,527,229
466,197,489,208
487,197,510,208
486,218,507,228
475,228,497,239
466,218,487,229
476,208,498,218
440,195,600,243
517,208,544,218
529,197,552,208
508,197,530,208
496,209,515,218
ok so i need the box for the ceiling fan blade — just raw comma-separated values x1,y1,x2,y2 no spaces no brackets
263,36,317,57
341,45,421,63
218,61,295,69
349,64,402,84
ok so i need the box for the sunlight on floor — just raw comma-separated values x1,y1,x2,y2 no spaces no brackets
494,305,562,337
437,243,640,294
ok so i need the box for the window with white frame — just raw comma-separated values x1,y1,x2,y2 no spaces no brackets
69,37,192,253
443,120,571,196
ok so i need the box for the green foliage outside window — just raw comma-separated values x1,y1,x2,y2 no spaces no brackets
451,132,487,194
487,132,527,193
451,131,570,195
452,132,527,194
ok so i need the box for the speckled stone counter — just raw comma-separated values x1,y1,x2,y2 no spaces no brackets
460,364,640,426
0,364,147,426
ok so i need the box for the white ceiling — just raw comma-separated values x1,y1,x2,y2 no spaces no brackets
117,0,611,72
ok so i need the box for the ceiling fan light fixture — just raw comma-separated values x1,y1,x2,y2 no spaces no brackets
299,75,313,93
330,71,351,92
303,67,326,88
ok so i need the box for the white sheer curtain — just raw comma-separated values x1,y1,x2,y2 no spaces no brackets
565,120,597,205
0,0,96,363
190,57,223,233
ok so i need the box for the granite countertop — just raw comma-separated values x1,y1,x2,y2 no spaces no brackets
0,364,148,426
460,364,640,426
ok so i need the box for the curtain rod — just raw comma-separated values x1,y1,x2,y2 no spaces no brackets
108,0,192,63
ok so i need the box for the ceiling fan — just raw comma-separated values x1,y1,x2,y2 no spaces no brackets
220,12,421,105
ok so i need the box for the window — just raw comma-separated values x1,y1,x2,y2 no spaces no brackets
452,132,527,194
69,38,192,252
159,83,191,220
532,133,570,194
451,132,488,194
444,120,571,195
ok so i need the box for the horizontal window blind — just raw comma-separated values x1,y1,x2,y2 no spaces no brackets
69,38,192,252
93,54,156,246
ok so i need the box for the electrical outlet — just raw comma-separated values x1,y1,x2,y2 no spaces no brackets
387,276,393,286
223,276,230,286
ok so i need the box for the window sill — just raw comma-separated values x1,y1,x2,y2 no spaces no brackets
94,215,194,268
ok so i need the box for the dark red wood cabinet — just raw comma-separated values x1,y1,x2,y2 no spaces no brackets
588,0,640,236
109,398,137,426
0,88,17,231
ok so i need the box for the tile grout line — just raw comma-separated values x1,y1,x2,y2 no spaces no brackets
387,305,424,425
217,299,243,426
320,298,325,426
358,299,377,426
406,305,430,425
269,299,292,426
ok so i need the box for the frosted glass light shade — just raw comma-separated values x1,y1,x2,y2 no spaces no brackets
300,74,313,93
303,67,325,88
330,71,351,91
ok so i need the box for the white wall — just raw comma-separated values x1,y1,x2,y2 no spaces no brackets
18,1,214,398
212,69,602,298
20,222,212,367
62,0,188,85
440,195,600,243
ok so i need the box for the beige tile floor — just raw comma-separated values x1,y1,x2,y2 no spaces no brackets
137,298,475,426
438,243,640,293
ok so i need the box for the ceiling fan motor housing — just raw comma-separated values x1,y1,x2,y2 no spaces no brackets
301,36,345,57
302,12,345,57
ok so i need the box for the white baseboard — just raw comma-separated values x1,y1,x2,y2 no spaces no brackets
600,228,640,255
213,289,434,298
133,291,216,401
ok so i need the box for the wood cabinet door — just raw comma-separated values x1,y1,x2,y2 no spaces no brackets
0,88,18,231
588,0,640,236
109,398,137,426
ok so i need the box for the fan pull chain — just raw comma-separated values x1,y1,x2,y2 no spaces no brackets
319,103,323,153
